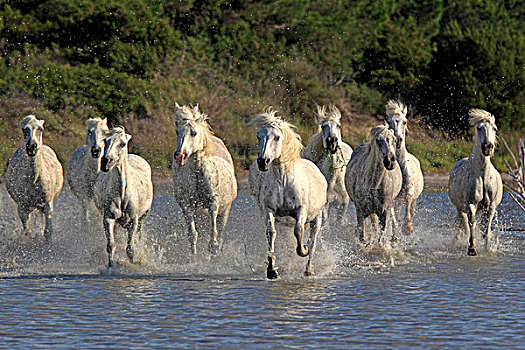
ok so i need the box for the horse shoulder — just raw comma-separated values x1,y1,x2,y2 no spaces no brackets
248,159,265,198
127,154,153,210
201,155,237,201
340,142,353,163
40,146,64,199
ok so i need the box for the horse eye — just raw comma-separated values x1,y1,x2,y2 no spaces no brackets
120,142,126,148
337,124,342,129
190,130,197,137
275,135,280,141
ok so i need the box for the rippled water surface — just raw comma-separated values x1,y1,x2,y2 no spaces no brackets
0,187,524,348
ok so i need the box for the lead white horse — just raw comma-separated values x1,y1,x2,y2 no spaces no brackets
385,100,424,235
4,115,63,240
345,125,402,246
94,127,153,268
304,105,353,224
448,109,502,256
67,117,109,224
248,109,327,279
171,103,237,255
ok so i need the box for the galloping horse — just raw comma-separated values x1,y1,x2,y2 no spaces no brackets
385,100,424,235
304,105,353,224
172,103,237,255
248,109,327,279
346,125,402,247
449,109,502,256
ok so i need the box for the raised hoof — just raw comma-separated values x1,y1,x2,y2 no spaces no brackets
304,269,314,277
467,247,478,256
267,268,278,280
208,242,220,255
296,245,309,257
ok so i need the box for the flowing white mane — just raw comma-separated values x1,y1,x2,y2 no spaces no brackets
315,105,341,125
385,100,406,118
248,108,303,164
469,109,496,128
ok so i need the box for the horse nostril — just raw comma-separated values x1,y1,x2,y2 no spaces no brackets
265,158,270,165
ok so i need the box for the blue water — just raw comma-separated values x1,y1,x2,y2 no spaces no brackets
0,189,524,348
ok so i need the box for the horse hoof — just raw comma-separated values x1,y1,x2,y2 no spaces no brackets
208,243,220,255
304,269,314,277
402,224,413,236
296,245,309,257
267,268,278,280
126,248,135,263
467,247,477,256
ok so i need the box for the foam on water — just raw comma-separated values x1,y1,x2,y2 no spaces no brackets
0,185,523,279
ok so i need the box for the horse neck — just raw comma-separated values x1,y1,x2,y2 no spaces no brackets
110,154,130,199
469,142,491,177
307,133,325,163
26,148,44,182
396,139,407,166
366,145,387,189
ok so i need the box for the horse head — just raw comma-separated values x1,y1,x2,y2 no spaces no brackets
371,125,397,170
470,109,497,157
19,115,45,157
256,125,283,171
316,105,342,154
173,103,209,166
86,117,109,158
385,100,408,149
100,127,131,172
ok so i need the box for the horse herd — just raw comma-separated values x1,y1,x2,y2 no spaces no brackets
2,101,503,279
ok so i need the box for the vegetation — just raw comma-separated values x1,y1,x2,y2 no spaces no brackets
0,0,523,175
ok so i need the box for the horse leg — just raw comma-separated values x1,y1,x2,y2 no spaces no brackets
403,198,414,235
355,208,366,243
217,205,231,251
103,217,116,268
450,211,467,248
182,206,198,255
305,214,322,276
208,199,221,254
43,201,54,241
466,204,478,256
294,206,309,257
126,216,139,263
337,200,349,225
17,205,30,235
481,204,496,251
265,210,278,279
390,207,398,243
378,210,389,249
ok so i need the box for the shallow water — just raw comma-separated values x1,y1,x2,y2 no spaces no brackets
0,186,524,348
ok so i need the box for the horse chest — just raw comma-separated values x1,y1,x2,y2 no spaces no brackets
263,180,299,215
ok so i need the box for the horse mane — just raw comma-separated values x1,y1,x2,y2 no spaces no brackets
18,115,39,128
173,103,214,155
315,104,341,125
385,100,406,118
366,124,392,152
248,108,303,164
469,109,496,129
108,126,126,138
305,133,325,163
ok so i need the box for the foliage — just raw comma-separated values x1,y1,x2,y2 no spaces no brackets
0,0,523,175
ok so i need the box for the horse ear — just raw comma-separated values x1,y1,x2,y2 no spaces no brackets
102,117,107,125
403,105,408,117
124,133,132,142
175,102,180,109
38,119,45,128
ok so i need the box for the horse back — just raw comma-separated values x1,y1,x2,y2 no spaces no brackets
209,136,234,168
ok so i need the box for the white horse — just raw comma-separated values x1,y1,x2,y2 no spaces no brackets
67,117,109,223
345,125,402,246
448,109,503,256
248,109,327,279
171,103,237,255
3,115,63,240
385,100,424,235
304,105,353,224
94,127,153,268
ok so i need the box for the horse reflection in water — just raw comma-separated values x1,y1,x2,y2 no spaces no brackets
248,108,327,279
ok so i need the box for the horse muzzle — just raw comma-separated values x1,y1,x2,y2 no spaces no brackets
481,143,494,157
174,151,187,166
383,155,396,170
25,143,38,157
91,147,101,158
100,157,111,172
257,157,270,171
326,137,338,154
